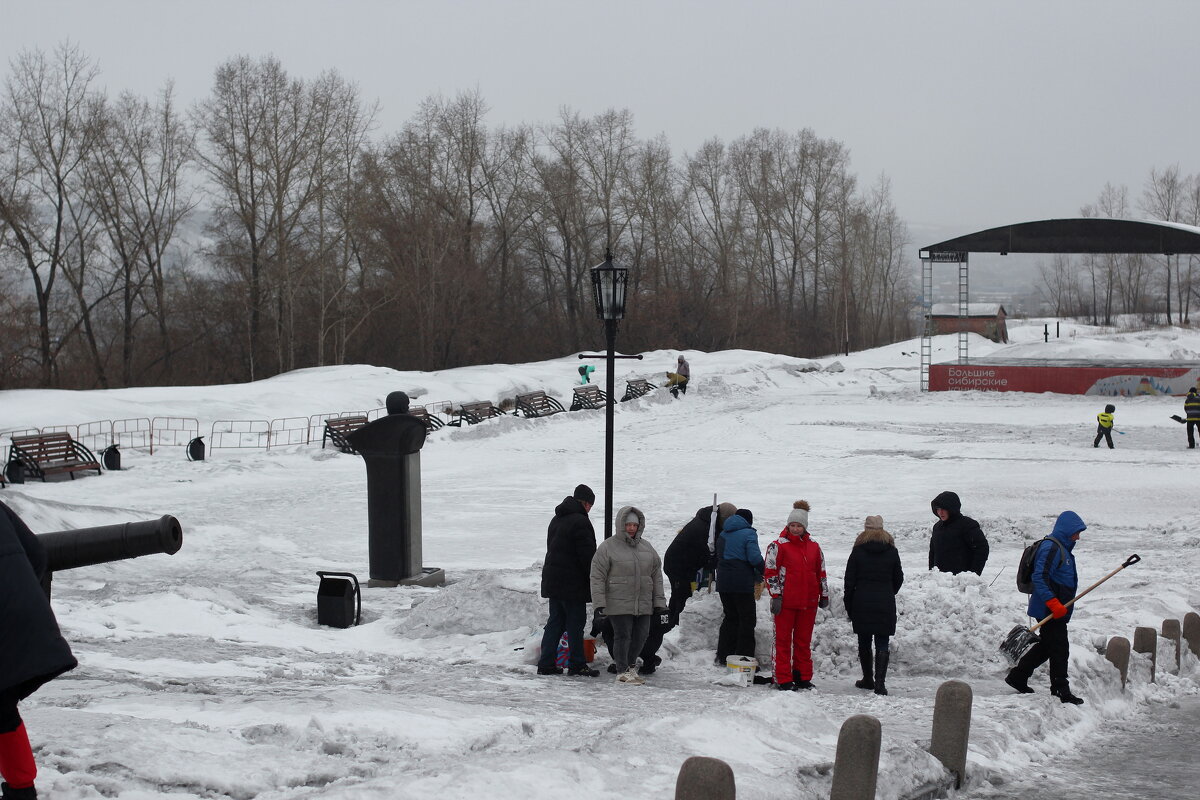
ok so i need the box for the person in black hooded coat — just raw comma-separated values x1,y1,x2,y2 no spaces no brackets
662,502,736,624
844,515,903,696
928,490,989,575
1,500,78,799
536,485,599,676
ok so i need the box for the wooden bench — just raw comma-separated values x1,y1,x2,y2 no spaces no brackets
409,406,445,432
450,401,506,426
515,390,565,418
570,384,608,411
621,378,656,402
322,416,368,453
8,432,102,481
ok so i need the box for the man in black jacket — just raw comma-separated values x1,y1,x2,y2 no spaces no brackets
928,491,989,575
536,485,600,677
631,502,734,673
662,502,736,624
1185,387,1200,448
1,500,78,800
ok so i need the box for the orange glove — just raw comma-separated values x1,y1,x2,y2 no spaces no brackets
1046,598,1068,619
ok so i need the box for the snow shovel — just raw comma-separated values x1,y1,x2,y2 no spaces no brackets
1000,553,1141,664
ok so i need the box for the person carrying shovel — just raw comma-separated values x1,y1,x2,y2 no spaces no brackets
1004,511,1086,704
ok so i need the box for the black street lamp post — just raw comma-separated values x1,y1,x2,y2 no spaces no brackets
580,249,641,538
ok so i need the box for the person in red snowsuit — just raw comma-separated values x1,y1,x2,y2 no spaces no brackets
763,500,828,690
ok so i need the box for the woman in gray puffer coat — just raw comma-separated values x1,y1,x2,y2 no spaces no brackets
590,506,667,684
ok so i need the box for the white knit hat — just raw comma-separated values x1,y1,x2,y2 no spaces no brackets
786,500,810,527
625,511,639,526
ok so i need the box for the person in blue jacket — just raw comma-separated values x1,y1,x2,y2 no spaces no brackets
714,509,764,666
1005,510,1086,704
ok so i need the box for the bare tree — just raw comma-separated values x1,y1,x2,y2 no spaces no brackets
86,83,195,385
0,43,103,385
1141,165,1185,323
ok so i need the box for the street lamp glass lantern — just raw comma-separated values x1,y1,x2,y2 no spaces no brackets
591,250,628,320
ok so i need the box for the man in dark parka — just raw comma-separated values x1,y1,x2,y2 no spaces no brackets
536,485,599,677
928,490,989,575
1,500,78,799
662,502,736,624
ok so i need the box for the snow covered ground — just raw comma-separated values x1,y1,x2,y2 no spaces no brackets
2,318,1199,799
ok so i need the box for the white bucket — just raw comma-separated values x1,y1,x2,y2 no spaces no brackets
726,655,758,686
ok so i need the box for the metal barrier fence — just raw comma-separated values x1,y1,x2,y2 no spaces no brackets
3,400,454,464
423,399,453,425
152,417,200,450
268,417,311,448
113,418,153,452
79,420,114,453
1,428,40,467
210,419,270,450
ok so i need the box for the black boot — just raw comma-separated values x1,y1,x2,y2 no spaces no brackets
2,784,38,800
873,651,889,695
1051,682,1084,705
854,645,875,690
1005,668,1035,694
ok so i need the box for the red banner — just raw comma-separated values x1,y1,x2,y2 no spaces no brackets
929,362,1200,396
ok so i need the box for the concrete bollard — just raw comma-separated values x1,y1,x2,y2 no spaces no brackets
1183,612,1200,659
1105,636,1130,689
675,756,735,800
1132,626,1157,683
830,714,881,800
1162,619,1182,672
929,680,972,789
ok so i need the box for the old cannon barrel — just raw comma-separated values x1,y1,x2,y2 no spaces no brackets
39,515,183,572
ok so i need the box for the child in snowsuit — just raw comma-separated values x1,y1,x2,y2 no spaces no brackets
1093,404,1115,449
764,500,828,690
715,509,763,666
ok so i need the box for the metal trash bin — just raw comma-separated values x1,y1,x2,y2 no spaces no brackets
5,460,24,484
316,570,361,628
102,444,121,470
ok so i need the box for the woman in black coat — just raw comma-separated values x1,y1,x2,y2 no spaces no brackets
0,500,78,799
843,515,903,696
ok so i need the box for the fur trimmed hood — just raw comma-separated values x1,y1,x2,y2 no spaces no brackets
854,527,895,548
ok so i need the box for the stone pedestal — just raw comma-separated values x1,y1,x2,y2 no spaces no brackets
930,680,972,788
831,714,881,800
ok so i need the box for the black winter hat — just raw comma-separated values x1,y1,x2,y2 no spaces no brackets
573,484,596,504
735,508,753,525
1105,404,1116,413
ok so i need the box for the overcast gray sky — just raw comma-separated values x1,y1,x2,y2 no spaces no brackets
4,0,1198,248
